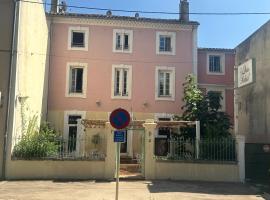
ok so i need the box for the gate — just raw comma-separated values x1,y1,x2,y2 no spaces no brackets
245,143,270,181
119,124,145,179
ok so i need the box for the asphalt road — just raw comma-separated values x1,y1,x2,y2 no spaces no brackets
0,180,265,200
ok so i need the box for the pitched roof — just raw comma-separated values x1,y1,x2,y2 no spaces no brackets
198,47,235,53
47,12,200,26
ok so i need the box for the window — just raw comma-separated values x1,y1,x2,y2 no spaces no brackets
207,53,225,75
66,63,87,98
67,115,81,152
68,27,89,51
64,111,86,156
206,88,226,111
156,31,176,55
111,65,132,99
155,66,175,101
113,29,133,53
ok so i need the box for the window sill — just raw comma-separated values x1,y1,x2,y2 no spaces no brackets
113,49,132,54
65,93,87,98
68,46,88,51
207,72,225,76
155,97,175,101
156,51,175,56
111,95,131,100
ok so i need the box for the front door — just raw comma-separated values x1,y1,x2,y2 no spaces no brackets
120,131,128,154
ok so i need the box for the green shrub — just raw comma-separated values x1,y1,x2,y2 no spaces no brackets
12,116,59,159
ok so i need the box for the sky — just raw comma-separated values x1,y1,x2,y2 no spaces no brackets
52,0,270,48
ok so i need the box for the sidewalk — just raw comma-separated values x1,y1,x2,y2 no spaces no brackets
0,180,265,200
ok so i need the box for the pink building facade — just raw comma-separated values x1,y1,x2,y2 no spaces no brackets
47,13,199,128
197,48,235,121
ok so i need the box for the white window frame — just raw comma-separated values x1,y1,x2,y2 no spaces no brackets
156,31,176,55
111,64,132,99
154,113,173,138
65,62,88,98
155,66,175,101
68,26,89,51
206,87,226,111
63,111,86,156
112,29,133,53
206,53,225,75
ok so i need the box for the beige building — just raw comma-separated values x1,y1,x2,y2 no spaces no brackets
0,0,49,179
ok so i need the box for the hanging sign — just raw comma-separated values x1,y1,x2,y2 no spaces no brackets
237,59,255,88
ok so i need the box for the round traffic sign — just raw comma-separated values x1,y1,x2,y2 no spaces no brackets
109,108,130,129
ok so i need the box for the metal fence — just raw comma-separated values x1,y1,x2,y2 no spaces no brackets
12,136,106,161
155,137,237,162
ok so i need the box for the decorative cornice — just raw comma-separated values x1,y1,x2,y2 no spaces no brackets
47,14,198,31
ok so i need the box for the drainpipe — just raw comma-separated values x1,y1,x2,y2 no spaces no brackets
2,0,21,180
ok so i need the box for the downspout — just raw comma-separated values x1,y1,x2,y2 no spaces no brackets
2,0,21,180
45,14,53,120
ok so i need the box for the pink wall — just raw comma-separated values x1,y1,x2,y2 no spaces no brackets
48,22,194,114
197,49,235,120
197,50,234,85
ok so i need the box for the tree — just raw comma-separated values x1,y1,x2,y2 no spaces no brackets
175,74,232,139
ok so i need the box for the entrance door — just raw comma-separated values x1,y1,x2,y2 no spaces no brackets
120,130,133,157
246,143,270,181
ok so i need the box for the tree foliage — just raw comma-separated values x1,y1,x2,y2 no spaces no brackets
175,74,232,139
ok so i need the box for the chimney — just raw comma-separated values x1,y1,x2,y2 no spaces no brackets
180,0,189,22
51,0,59,13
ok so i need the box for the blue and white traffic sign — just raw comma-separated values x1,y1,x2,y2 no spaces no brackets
114,130,126,143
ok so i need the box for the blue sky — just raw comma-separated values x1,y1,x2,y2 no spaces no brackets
56,0,270,48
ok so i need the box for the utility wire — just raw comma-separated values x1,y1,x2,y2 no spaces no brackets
18,0,270,16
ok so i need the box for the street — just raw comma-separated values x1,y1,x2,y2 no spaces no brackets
0,180,265,200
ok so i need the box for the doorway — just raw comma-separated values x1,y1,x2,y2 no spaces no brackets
119,128,145,179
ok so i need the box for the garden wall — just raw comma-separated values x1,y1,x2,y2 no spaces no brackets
5,160,110,180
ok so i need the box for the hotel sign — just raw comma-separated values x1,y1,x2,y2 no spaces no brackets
237,59,255,88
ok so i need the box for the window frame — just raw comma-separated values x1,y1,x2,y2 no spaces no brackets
65,62,88,98
68,26,89,51
156,31,176,55
111,64,132,99
63,111,86,155
206,53,225,75
112,29,133,53
155,66,175,101
206,87,226,111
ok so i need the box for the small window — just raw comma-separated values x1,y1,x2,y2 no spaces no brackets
207,53,225,75
156,32,176,55
69,68,83,93
209,55,221,73
71,31,85,48
112,65,132,99
113,29,133,53
206,89,226,111
155,66,175,101
66,63,87,98
159,36,172,52
68,27,89,51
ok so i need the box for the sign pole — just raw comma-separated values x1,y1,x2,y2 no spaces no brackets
115,142,120,200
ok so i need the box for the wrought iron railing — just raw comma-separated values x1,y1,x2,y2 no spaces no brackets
155,137,237,162
12,136,106,161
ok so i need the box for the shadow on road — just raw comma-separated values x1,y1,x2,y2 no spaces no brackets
146,180,262,196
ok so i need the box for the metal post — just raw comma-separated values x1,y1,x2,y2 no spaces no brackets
115,142,120,200
195,121,200,159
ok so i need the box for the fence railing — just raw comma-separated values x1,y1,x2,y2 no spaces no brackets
155,137,237,162
12,136,106,161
